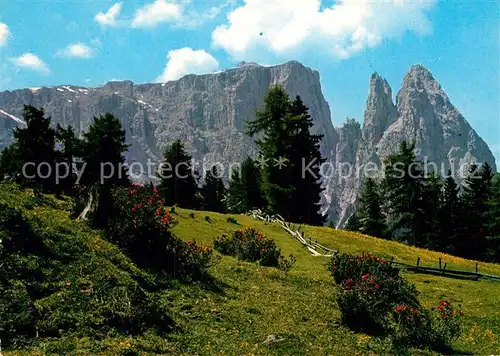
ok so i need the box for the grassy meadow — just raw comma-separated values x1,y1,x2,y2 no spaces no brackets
1,185,499,355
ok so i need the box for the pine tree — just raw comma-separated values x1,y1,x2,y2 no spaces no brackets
0,144,21,181
8,105,57,192
226,157,264,213
158,140,199,209
247,86,294,218
345,213,360,232
460,163,494,259
246,87,326,225
439,171,462,253
356,178,386,238
287,96,326,225
55,124,80,195
420,171,442,249
201,166,226,213
78,113,130,226
484,173,500,261
382,141,426,246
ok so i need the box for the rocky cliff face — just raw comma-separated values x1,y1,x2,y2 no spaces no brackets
329,64,497,226
0,61,496,226
0,61,337,181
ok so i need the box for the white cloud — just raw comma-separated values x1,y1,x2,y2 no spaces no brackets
10,53,50,73
0,22,11,46
57,43,94,59
95,2,122,27
155,47,220,82
212,0,436,60
131,0,181,28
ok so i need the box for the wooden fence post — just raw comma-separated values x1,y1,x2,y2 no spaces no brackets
416,257,420,268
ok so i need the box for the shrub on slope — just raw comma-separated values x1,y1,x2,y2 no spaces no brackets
0,184,173,350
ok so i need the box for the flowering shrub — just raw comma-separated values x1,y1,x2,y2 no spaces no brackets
430,299,463,345
214,228,284,267
330,252,462,350
108,184,219,278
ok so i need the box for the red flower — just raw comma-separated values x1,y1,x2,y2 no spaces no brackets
348,258,354,262
395,305,406,313
131,207,136,212
361,273,370,281
374,284,380,289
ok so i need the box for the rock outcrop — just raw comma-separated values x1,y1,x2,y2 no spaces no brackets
0,61,496,226
329,64,497,226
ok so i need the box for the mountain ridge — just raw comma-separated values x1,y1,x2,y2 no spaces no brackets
0,61,496,226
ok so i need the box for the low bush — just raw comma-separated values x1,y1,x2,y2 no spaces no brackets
214,228,285,267
108,184,218,279
0,198,174,349
329,252,462,350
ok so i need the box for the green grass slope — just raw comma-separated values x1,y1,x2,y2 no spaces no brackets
2,185,499,355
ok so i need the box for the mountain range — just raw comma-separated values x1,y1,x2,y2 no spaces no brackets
0,61,496,226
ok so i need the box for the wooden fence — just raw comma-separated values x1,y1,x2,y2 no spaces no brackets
246,209,500,282
247,209,338,257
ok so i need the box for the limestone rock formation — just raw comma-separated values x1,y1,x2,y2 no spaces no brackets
0,61,496,226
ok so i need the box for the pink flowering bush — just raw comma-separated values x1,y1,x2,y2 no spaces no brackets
108,183,219,278
329,253,462,351
214,228,288,267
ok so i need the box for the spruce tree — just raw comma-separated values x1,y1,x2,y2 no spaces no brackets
55,124,80,195
10,105,57,192
247,86,294,219
356,178,386,238
439,171,462,253
246,87,326,225
420,171,442,249
201,165,226,213
158,140,199,209
345,213,361,232
287,96,326,225
79,113,130,226
0,144,21,181
226,157,264,213
460,163,494,259
485,173,500,261
382,141,426,246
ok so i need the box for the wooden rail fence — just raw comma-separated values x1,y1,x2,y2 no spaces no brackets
246,209,500,282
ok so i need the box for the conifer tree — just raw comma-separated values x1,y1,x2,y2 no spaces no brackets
78,113,130,226
55,124,80,195
382,141,426,246
356,178,386,238
247,86,294,218
287,96,326,225
485,173,500,261
9,105,57,192
345,212,361,232
439,171,462,253
420,171,442,249
226,157,264,213
201,165,226,213
246,87,326,225
460,163,493,259
158,140,199,209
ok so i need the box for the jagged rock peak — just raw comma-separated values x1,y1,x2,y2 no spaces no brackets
362,72,397,142
401,64,443,95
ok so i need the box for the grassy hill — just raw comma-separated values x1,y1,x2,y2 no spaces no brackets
2,184,499,355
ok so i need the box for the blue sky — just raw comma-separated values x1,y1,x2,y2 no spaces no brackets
1,0,499,165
